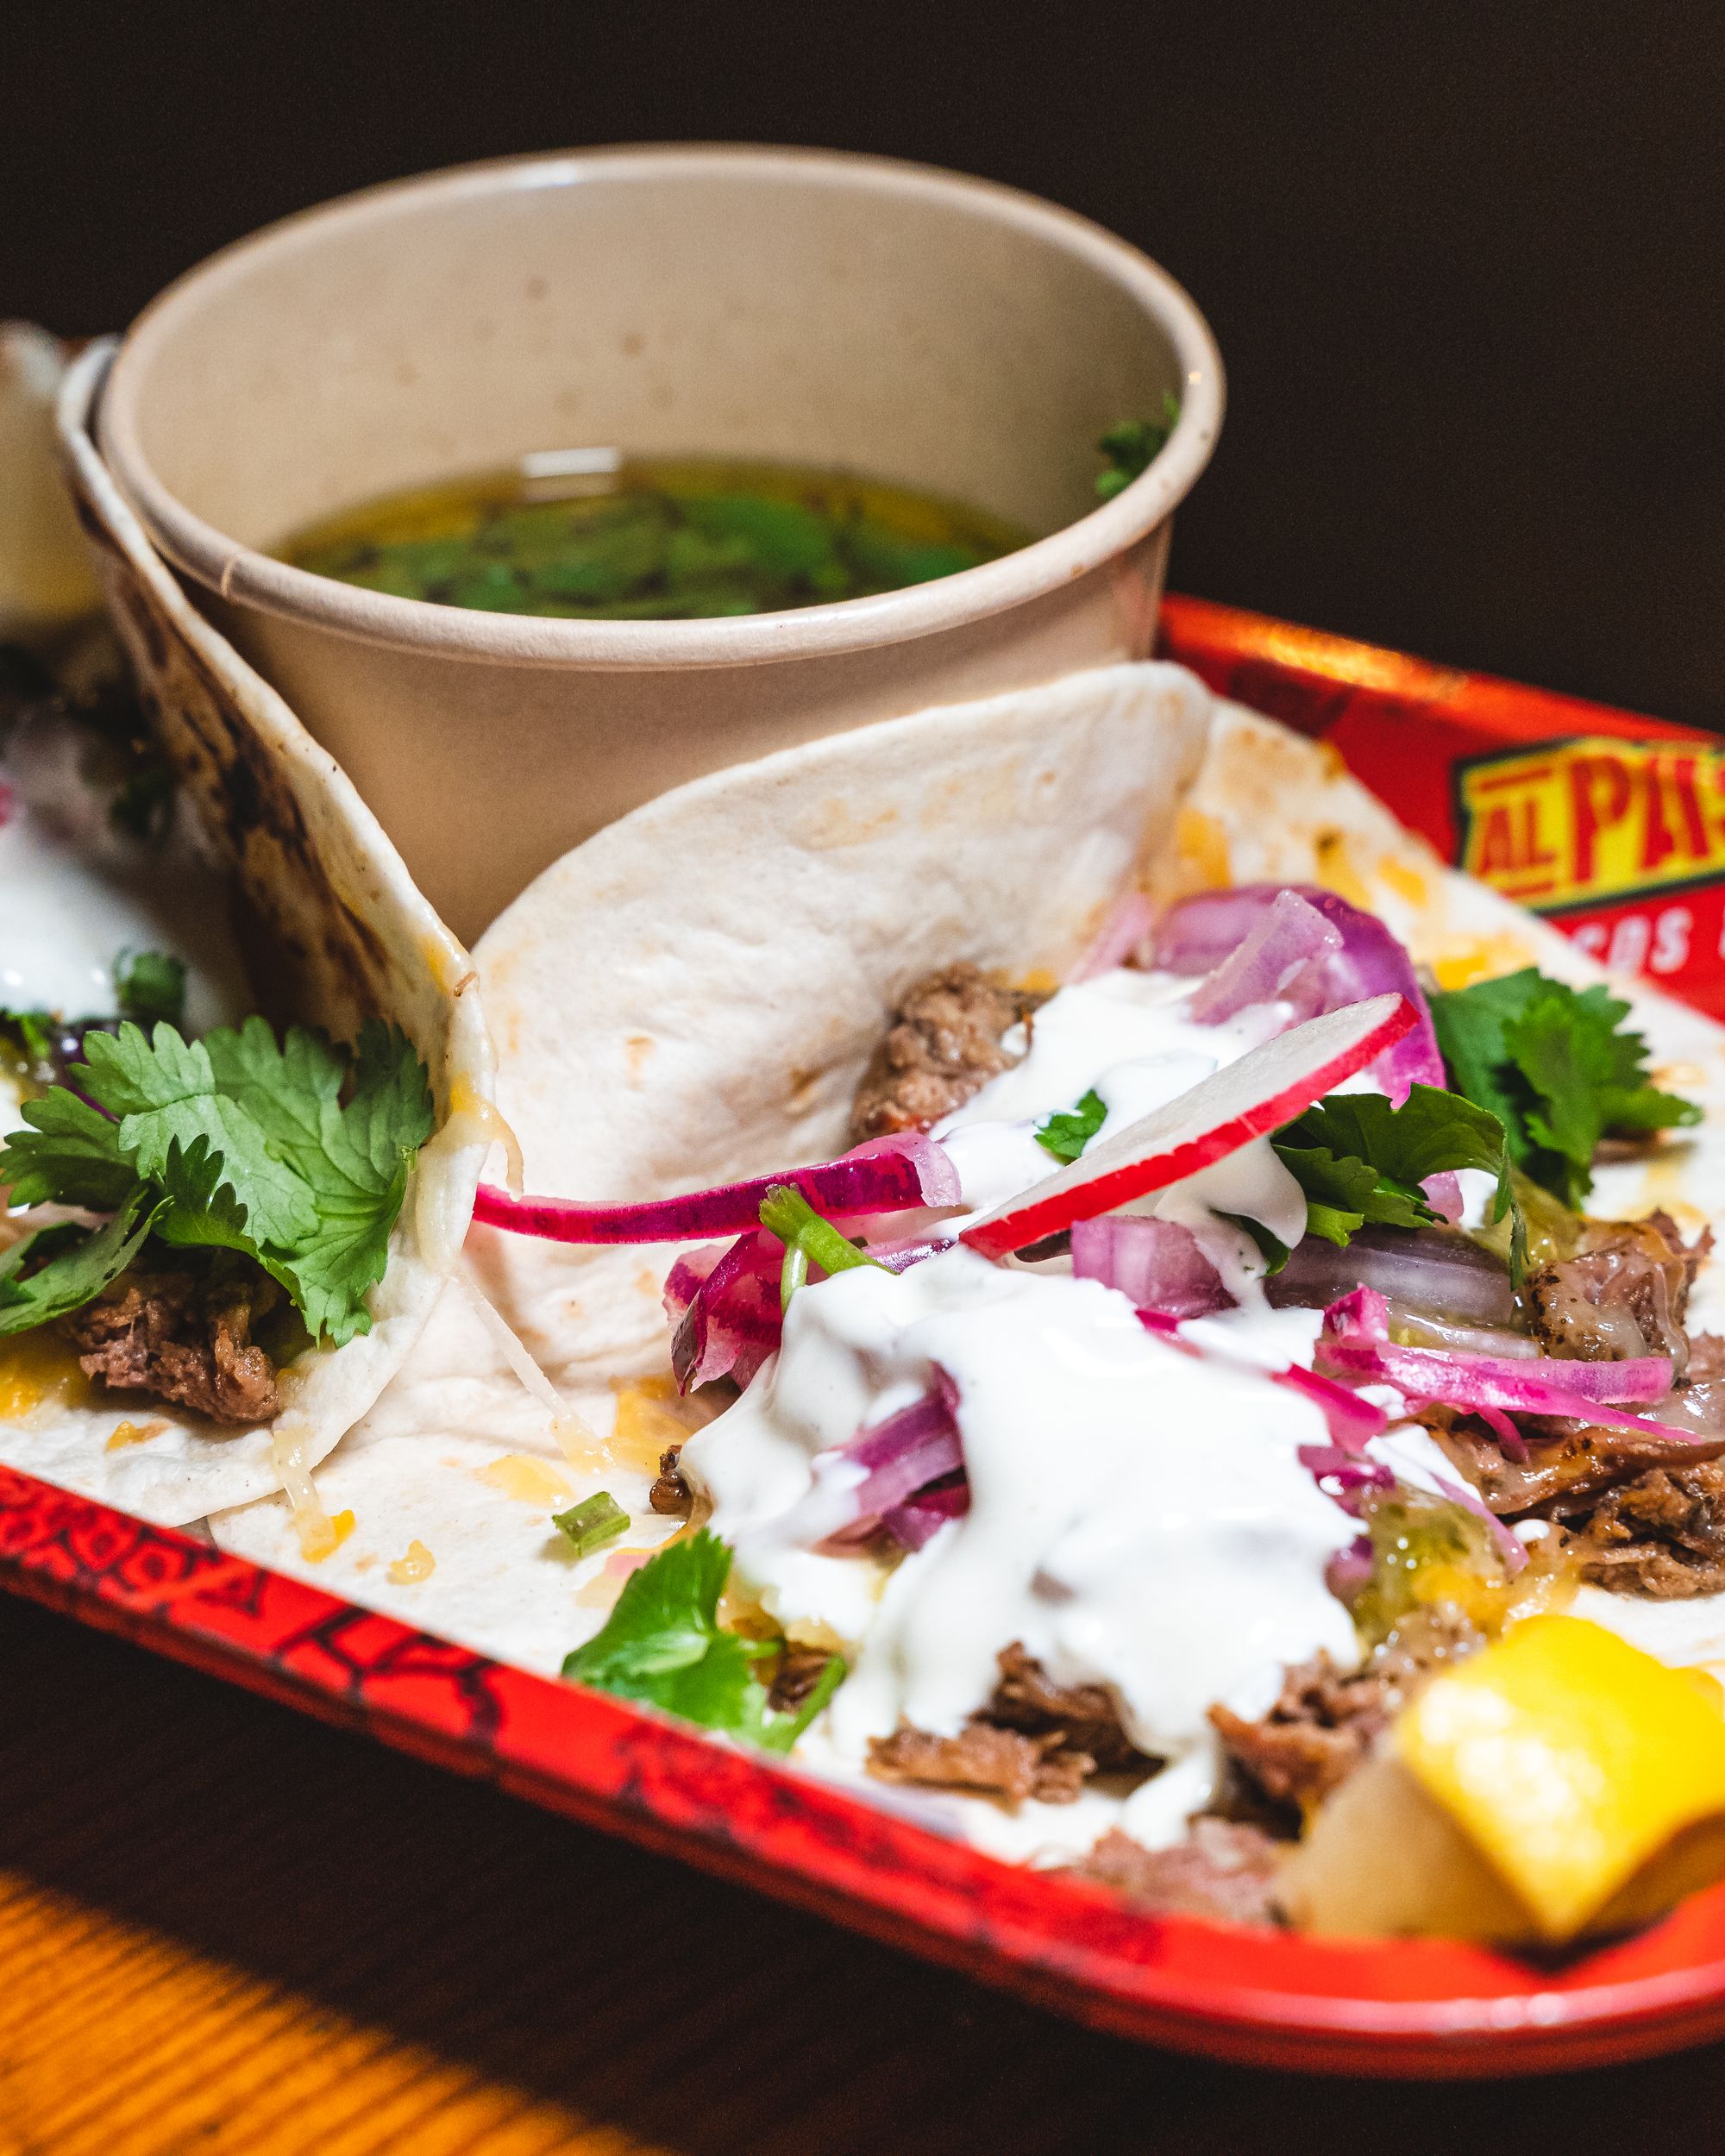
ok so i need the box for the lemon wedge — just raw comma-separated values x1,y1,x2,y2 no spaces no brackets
1396,1615,1725,1938
1283,1616,1725,1940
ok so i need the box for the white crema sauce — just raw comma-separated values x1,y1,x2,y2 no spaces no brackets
1,736,248,1135
681,965,1383,1843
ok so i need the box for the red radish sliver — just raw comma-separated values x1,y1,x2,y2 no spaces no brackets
478,1131,958,1246
1070,1216,1230,1317
957,993,1417,1261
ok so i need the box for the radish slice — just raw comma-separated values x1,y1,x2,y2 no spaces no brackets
477,1131,958,1246
957,993,1418,1261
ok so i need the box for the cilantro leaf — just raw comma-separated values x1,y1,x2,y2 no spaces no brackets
1281,1088,1510,1191
1272,1083,1521,1262
1431,969,1700,1206
79,1023,318,1249
1036,1088,1108,1163
562,1529,845,1750
252,1022,434,1344
113,949,186,1030
1268,1144,1430,1243
0,1186,158,1338
152,1134,265,1257
0,1018,433,1347
1,1007,56,1073
0,1086,136,1210
1216,1209,1291,1272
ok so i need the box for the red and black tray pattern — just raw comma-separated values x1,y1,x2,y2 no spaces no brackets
9,597,1725,2078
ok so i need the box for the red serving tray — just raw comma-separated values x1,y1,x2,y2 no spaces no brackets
8,595,1725,2080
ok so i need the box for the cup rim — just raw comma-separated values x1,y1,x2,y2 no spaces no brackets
99,143,1225,673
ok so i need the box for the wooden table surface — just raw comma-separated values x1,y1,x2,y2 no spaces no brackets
0,1595,1721,2154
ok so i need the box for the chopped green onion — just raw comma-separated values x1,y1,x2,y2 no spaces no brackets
779,1239,809,1311
552,1489,630,1559
758,1185,888,1294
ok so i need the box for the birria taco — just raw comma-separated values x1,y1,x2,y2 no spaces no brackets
204,649,1725,1946
0,334,492,1546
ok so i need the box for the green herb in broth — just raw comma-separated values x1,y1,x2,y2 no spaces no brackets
1095,396,1182,501
279,457,1032,621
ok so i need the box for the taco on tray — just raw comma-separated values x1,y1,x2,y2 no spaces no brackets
0,333,493,1547
196,648,1725,1946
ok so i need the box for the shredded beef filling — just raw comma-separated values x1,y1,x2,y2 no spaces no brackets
1211,1610,1481,1817
649,1444,693,1515
869,1721,1093,1806
767,1646,839,1715
850,964,1045,1141
1525,1213,1704,1374
61,1267,282,1426
866,1644,1152,1808
1432,1407,1725,1515
1559,1459,1725,1597
1071,1821,1283,1927
988,1641,1147,1771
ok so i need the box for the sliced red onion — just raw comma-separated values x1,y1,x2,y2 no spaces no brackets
1326,1537,1375,1602
1429,1470,1529,1576
844,1388,964,1517
1135,1308,1184,1338
1073,889,1155,981
1314,1286,1708,1452
1297,1443,1396,1518
863,1231,960,1274
1275,1364,1388,1456
666,1228,784,1390
1267,1225,1517,1328
806,1376,968,1550
1070,1215,1232,1317
1157,884,1446,1108
1319,1286,1675,1408
1186,889,1343,1025
881,1476,971,1549
478,1131,959,1246
1475,1401,1530,1463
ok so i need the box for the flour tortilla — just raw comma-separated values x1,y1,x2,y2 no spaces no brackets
467,661,1215,1390
216,671,1725,1685
213,662,1216,1652
0,340,494,1526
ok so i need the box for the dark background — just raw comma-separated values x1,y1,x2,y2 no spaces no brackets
9,4,1725,725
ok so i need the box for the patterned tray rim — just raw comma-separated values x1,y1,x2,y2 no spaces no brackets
8,592,1725,2082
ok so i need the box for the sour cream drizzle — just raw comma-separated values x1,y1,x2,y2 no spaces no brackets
681,962,1398,1836
1,735,248,1133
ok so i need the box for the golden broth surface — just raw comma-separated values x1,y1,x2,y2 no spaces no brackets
278,455,1032,621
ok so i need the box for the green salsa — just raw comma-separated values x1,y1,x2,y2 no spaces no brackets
277,454,1033,621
